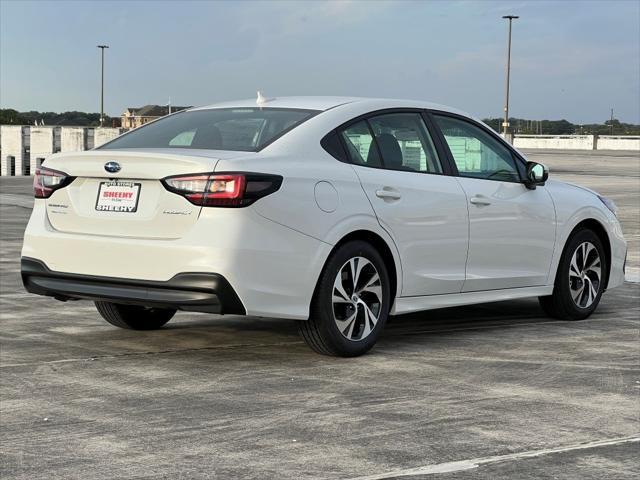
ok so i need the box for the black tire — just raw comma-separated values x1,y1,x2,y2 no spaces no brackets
298,240,391,357
95,301,175,330
539,229,607,320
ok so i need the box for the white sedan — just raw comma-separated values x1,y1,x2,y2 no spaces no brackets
22,96,627,356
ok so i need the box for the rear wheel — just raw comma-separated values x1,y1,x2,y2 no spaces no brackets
95,301,175,330
298,241,391,356
539,229,606,320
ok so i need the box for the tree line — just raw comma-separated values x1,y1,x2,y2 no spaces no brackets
0,109,114,127
1,108,638,135
482,117,640,135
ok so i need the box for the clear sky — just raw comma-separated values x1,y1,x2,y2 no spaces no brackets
1,0,638,123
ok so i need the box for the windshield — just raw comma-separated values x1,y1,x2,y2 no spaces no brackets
100,108,319,152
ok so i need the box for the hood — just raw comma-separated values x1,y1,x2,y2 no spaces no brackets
546,178,601,197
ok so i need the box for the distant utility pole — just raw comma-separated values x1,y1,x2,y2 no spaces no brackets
502,15,519,141
97,45,109,127
610,108,614,135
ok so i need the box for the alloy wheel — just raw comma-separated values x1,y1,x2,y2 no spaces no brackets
569,241,602,309
332,256,383,341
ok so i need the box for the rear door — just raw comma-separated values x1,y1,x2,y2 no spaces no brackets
431,113,556,292
43,150,238,239
340,112,469,296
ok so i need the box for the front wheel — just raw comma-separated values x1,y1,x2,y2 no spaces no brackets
298,241,391,357
95,302,175,330
539,229,607,320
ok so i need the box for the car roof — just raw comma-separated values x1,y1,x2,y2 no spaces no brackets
190,96,469,117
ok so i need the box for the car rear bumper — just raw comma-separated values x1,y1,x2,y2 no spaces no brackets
21,257,246,315
21,200,332,319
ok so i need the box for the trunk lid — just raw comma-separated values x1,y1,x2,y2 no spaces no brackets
42,149,242,239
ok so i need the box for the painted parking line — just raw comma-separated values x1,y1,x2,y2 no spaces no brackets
348,436,640,479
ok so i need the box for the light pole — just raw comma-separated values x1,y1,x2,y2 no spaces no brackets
502,15,519,141
97,45,109,127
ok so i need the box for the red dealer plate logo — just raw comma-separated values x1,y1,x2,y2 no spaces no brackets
95,181,141,213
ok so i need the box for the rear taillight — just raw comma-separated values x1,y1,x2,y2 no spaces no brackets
162,172,282,207
33,167,74,199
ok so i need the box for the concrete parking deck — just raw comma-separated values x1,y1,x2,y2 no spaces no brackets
1,150,638,479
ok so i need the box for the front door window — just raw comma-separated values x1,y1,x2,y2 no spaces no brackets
433,115,520,183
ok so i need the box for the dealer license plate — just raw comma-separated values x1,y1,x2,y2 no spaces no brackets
95,181,141,213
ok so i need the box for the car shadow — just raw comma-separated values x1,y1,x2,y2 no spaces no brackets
157,296,559,348
5,294,621,367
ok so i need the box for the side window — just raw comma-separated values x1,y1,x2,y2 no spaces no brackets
340,121,382,167
368,113,442,173
433,115,520,182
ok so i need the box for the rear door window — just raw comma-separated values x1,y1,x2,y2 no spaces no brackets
340,121,382,167
339,113,443,173
367,113,442,173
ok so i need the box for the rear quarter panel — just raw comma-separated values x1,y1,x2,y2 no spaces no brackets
214,152,404,299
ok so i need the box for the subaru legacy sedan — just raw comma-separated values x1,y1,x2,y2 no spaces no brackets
22,97,626,356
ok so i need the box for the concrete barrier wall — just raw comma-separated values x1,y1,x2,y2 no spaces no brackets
1,125,30,176
513,135,595,150
0,126,638,176
513,135,640,151
30,126,60,172
0,125,129,175
94,128,125,148
596,136,640,151
61,127,89,152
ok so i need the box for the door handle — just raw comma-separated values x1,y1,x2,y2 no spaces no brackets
375,189,402,200
470,195,491,206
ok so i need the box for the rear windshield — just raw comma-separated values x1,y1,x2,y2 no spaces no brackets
100,108,319,152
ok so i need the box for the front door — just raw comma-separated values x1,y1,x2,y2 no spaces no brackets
432,113,556,292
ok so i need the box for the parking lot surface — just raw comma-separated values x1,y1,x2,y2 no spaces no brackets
1,150,639,479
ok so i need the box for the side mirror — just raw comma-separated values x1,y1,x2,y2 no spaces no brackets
525,161,549,189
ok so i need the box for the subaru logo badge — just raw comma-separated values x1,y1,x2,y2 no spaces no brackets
104,161,121,173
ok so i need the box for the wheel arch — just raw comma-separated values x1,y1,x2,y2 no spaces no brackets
319,230,400,303
565,218,612,289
